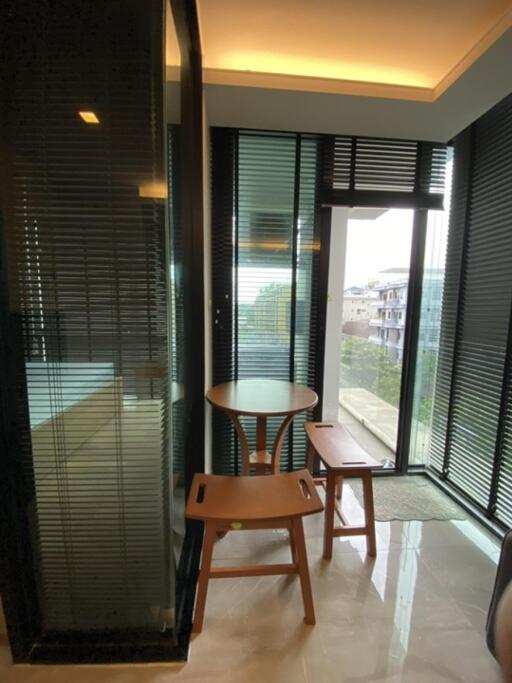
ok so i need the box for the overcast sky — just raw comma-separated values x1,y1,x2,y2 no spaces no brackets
343,208,413,289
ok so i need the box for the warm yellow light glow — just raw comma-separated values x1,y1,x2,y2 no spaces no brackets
215,51,431,89
79,111,100,124
138,182,168,199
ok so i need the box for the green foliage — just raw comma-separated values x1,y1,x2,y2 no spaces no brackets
340,335,401,407
340,335,437,422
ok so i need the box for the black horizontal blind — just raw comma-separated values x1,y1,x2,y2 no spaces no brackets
291,135,322,471
495,310,512,527
168,126,185,480
168,125,186,558
486,96,512,526
237,132,296,467
211,128,237,475
322,135,446,208
211,129,321,474
429,131,472,475
2,0,172,633
430,94,512,526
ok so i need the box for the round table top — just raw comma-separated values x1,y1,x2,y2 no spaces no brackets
206,379,318,417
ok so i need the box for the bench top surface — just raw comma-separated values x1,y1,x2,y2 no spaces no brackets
186,469,323,522
305,422,382,471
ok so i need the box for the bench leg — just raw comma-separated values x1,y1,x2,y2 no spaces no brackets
306,441,315,474
336,475,343,501
323,469,336,560
362,472,377,557
292,516,315,625
193,521,217,633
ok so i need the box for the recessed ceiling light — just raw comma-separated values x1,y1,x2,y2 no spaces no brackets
79,111,100,124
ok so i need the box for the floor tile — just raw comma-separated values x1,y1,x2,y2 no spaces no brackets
0,497,503,683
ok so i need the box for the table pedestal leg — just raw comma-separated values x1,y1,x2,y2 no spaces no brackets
271,413,294,474
226,410,299,475
226,411,251,475
256,416,267,452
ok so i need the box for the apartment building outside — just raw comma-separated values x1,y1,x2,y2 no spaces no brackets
369,279,408,360
368,270,444,360
342,288,377,338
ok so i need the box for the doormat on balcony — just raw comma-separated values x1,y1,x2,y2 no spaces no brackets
349,476,468,522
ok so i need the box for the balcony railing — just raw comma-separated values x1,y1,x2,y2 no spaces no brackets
369,318,405,328
372,298,406,308
368,335,384,345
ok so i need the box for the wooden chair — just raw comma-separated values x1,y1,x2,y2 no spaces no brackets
305,421,382,559
186,469,324,633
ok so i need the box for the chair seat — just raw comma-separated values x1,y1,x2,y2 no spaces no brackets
305,421,381,472
186,469,323,522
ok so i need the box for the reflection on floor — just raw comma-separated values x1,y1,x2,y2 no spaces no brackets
1,483,502,682
339,404,396,466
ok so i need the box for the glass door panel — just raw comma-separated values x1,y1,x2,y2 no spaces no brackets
410,154,453,465
338,208,414,467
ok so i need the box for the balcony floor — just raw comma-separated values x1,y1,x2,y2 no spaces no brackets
338,404,396,465
339,387,398,459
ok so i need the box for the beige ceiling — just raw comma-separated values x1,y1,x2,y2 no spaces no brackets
173,0,512,101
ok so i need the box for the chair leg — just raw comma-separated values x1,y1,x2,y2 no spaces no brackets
323,469,336,560
292,516,315,625
336,474,343,501
362,472,377,558
288,526,298,564
193,521,217,633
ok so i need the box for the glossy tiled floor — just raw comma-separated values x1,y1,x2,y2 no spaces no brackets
0,483,503,682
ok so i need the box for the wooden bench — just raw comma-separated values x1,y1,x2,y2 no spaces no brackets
186,469,324,632
305,421,382,559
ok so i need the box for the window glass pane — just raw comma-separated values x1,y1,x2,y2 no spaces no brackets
339,208,414,466
410,154,453,465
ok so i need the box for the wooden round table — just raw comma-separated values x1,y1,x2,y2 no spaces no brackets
206,379,318,475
